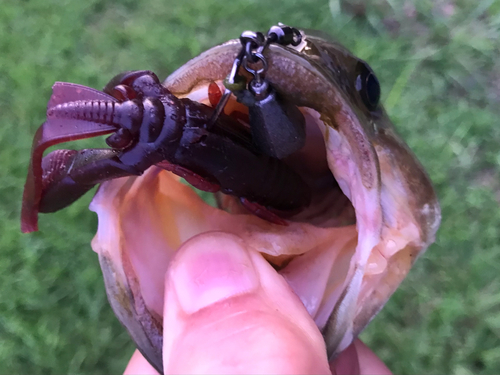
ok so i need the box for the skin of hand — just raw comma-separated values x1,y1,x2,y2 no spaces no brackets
123,232,392,375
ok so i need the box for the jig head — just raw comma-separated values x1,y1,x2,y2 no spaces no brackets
210,24,306,159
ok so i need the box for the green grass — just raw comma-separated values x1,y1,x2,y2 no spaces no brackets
1,0,499,373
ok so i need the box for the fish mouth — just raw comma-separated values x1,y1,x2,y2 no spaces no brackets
89,95,384,372
88,42,440,373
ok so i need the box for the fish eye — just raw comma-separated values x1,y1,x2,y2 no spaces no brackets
355,62,381,111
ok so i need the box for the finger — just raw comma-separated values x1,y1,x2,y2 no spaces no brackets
162,232,331,374
329,340,360,375
124,349,159,375
329,339,392,375
354,340,392,375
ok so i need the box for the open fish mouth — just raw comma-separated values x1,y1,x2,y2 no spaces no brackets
88,35,441,373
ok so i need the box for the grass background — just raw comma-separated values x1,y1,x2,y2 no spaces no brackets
1,0,499,373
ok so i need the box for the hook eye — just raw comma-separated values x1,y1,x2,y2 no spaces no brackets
243,52,268,77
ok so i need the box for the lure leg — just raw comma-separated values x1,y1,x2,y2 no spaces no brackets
156,161,221,193
38,149,141,213
239,198,289,226
103,70,165,100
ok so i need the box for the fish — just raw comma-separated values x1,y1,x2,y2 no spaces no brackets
34,30,441,373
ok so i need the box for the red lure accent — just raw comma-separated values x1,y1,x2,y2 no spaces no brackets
208,81,222,107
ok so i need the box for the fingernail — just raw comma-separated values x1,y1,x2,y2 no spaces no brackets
172,234,259,314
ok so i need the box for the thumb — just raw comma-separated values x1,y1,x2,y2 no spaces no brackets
162,232,331,374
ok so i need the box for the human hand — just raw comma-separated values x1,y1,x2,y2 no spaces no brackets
123,232,391,374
